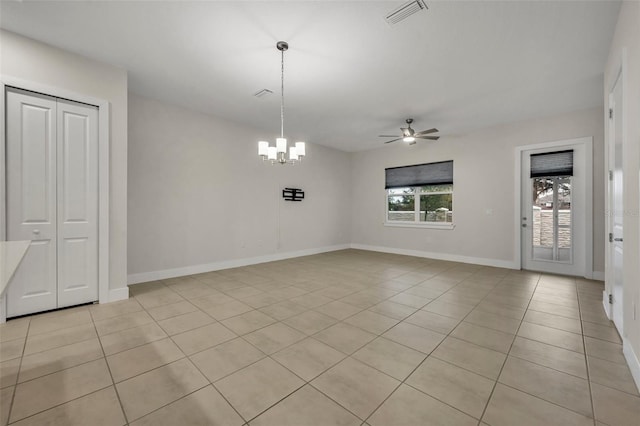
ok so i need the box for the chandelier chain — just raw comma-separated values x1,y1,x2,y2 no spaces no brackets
280,47,285,139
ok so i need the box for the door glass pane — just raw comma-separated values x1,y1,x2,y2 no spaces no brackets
557,176,572,262
532,177,555,261
531,176,571,262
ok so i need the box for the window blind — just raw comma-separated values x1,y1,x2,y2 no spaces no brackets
530,150,574,178
385,160,453,189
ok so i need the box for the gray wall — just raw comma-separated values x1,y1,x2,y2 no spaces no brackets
350,107,605,273
129,95,605,280
127,93,352,280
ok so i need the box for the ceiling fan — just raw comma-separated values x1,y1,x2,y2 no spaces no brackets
379,119,439,145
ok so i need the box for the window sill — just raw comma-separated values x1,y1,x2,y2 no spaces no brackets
384,222,455,230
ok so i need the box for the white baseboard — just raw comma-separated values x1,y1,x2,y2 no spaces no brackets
127,244,351,285
109,287,130,302
623,337,640,393
592,271,605,281
602,290,612,319
350,243,519,270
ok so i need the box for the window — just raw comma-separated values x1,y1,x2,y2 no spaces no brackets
385,161,454,227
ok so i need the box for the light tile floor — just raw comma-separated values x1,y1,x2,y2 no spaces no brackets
1,250,639,425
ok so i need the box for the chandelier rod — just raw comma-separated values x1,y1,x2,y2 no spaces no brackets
280,44,285,139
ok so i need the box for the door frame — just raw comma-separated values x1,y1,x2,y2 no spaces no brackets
514,137,593,278
604,48,627,323
0,76,110,321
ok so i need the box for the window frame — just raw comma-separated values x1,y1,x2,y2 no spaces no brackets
385,184,455,229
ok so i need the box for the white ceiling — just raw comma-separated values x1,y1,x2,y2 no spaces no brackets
0,1,621,152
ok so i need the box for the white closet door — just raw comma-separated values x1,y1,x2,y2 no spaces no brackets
56,99,99,307
6,88,58,317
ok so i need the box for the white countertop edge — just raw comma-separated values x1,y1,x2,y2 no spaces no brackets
0,241,31,298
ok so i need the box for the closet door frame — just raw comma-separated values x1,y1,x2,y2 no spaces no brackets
0,76,110,322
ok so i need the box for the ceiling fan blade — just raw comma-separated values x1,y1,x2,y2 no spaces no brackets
414,128,439,136
383,138,402,144
378,135,400,138
416,135,440,140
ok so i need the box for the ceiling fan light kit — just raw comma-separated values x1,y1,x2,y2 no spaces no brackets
258,41,306,165
380,118,440,145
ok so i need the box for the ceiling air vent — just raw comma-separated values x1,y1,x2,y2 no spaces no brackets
253,89,273,98
385,0,428,25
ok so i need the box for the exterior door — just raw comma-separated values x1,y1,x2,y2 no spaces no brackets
521,142,588,276
6,88,98,317
609,73,624,332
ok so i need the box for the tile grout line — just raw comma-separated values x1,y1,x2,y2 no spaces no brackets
504,339,592,382
5,386,116,425
356,272,520,424
576,282,600,426
185,270,465,423
92,293,248,424
300,287,454,423
159,311,249,426
507,297,636,392
119,296,233,421
495,381,598,421
12,352,104,387
232,274,438,374
112,295,228,422
475,272,543,424
480,277,613,424
510,329,585,355
89,310,131,426
4,317,31,425
18,327,97,359
4,316,114,425
200,301,406,423
185,278,372,422
508,283,637,414
239,380,307,424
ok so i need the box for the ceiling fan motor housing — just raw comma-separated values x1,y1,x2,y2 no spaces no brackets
402,119,414,137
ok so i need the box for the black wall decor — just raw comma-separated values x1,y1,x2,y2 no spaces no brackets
283,187,305,201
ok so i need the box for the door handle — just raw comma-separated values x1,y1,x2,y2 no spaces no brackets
614,237,623,242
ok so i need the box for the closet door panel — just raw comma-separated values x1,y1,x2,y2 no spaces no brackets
6,88,58,317
56,99,99,307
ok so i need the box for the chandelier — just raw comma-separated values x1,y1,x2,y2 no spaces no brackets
258,41,306,165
